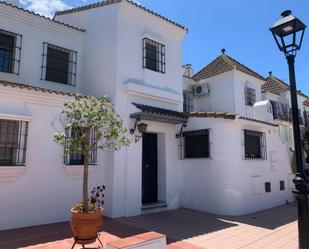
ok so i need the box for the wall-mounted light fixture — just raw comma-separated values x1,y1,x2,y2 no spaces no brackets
130,117,148,142
176,121,187,139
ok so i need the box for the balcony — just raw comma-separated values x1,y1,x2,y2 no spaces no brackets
272,104,309,127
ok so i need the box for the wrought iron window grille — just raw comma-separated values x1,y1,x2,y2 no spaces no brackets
280,180,285,191
244,87,256,106
64,128,97,165
183,90,194,113
0,29,22,75
265,182,271,193
0,119,28,166
143,38,165,73
41,42,77,85
183,129,210,159
244,130,267,160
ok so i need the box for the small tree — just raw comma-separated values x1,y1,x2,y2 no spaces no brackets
54,95,130,212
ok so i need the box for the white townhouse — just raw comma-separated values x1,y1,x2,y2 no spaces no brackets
180,51,296,216
0,0,187,230
0,0,304,231
262,72,309,149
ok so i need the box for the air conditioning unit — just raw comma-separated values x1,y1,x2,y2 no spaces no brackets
194,83,210,96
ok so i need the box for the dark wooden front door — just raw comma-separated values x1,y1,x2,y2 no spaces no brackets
142,133,158,204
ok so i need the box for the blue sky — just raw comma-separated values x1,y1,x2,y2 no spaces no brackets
19,0,309,95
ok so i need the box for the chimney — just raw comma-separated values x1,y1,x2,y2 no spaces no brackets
183,64,193,77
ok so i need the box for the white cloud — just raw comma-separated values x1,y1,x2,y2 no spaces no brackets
19,0,72,18
17,0,143,19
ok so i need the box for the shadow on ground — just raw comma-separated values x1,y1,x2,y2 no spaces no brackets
223,203,298,230
114,208,238,243
0,204,297,249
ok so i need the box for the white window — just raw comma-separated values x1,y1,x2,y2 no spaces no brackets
143,38,165,73
244,87,256,106
279,125,292,143
183,91,194,112
41,43,77,85
0,119,28,166
64,128,97,165
244,130,267,160
0,29,22,75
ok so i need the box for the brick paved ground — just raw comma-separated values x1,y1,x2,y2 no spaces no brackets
0,203,298,249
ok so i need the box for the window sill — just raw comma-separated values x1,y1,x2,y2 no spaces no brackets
143,67,165,74
0,166,26,182
63,165,98,179
41,79,75,87
182,157,212,160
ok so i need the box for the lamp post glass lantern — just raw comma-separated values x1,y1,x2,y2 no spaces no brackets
270,10,309,249
270,10,306,56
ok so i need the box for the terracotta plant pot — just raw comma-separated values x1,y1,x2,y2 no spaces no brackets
70,208,103,245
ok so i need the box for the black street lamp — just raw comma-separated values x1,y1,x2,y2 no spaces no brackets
270,10,309,249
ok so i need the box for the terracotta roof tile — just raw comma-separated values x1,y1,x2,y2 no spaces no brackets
0,80,76,97
304,99,309,107
239,116,278,127
186,111,236,120
0,1,85,32
192,54,265,82
54,0,188,32
262,75,308,99
132,102,187,120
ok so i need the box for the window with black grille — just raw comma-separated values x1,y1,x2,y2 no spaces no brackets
41,43,77,85
0,119,28,166
265,182,271,193
64,128,97,165
280,180,285,191
0,29,22,74
244,130,266,160
244,87,256,106
143,38,165,73
183,129,209,159
183,91,194,112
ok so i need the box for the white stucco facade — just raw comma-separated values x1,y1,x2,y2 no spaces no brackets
180,118,294,216
0,0,304,231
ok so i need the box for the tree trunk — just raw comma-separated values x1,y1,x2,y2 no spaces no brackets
83,130,90,212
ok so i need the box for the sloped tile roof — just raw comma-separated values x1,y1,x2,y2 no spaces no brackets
0,1,85,32
262,75,308,99
261,76,289,96
192,53,265,82
0,80,75,97
304,99,309,107
54,0,188,32
132,102,187,119
186,111,236,120
238,116,278,127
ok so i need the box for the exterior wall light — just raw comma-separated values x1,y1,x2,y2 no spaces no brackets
137,123,148,133
130,118,148,143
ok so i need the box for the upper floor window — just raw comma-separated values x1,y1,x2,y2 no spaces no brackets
41,43,77,85
244,130,266,160
64,128,97,165
0,119,28,166
0,29,22,75
279,125,292,143
143,38,165,73
244,87,256,106
183,129,210,159
183,91,194,112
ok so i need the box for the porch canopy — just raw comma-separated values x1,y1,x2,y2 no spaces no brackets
130,103,187,124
